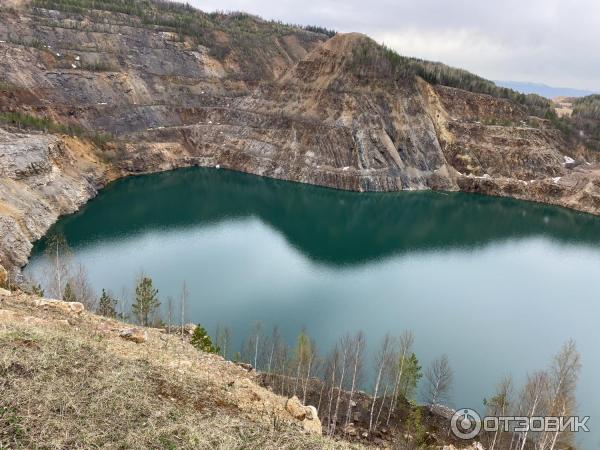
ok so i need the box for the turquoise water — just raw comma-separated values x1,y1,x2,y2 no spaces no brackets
26,167,600,448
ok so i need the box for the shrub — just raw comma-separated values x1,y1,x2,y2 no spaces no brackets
0,112,112,148
190,325,219,354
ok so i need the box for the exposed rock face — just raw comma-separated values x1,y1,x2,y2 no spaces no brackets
1,4,599,276
0,129,107,277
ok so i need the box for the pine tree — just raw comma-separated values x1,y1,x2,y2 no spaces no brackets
132,276,160,326
405,405,427,448
62,282,77,302
97,289,117,318
398,353,422,401
190,324,219,354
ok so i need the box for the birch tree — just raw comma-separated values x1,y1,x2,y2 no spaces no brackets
369,333,393,433
44,233,72,299
331,335,349,435
517,371,549,450
324,344,340,433
243,321,264,370
167,296,174,333
70,263,95,310
539,340,581,450
485,376,513,450
344,331,365,431
266,326,281,378
222,326,231,359
423,354,453,407
179,281,188,340
291,328,312,397
387,330,414,425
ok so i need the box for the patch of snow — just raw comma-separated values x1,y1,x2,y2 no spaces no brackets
56,53,61,57
208,120,212,124
563,155,575,164
71,64,77,69
215,164,220,169
97,102,107,105
552,177,562,184
342,166,350,171
74,56,80,61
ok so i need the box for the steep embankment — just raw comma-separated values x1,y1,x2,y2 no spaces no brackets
1,1,600,281
0,289,344,449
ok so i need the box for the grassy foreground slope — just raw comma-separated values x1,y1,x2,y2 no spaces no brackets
0,290,357,449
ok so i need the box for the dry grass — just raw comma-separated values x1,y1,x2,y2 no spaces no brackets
0,294,362,449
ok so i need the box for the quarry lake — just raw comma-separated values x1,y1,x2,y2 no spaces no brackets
26,167,600,448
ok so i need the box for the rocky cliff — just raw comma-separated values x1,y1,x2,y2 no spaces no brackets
1,0,600,280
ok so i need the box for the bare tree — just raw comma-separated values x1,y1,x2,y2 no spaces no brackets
166,296,174,333
331,335,349,435
325,344,340,434
70,263,95,310
369,333,393,433
266,326,281,377
222,326,231,359
243,321,264,370
485,376,513,450
375,345,396,428
119,285,130,320
423,354,454,407
301,339,317,405
344,331,365,431
517,371,549,450
180,281,188,340
539,340,581,450
386,331,414,424
291,328,311,397
44,233,72,299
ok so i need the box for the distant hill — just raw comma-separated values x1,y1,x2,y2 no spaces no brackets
495,81,597,99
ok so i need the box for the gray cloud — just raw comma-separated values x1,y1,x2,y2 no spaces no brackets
186,0,599,90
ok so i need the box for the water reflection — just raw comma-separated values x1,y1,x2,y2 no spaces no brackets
32,167,600,265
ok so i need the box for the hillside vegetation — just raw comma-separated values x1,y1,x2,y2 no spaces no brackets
347,36,552,117
0,291,355,449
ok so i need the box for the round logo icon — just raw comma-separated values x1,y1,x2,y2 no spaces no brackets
451,408,482,440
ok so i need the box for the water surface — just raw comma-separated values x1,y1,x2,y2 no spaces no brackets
26,168,600,448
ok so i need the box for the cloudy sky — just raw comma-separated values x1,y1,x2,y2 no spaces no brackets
186,0,599,91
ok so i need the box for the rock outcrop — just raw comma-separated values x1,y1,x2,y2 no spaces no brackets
119,327,148,344
1,2,599,277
